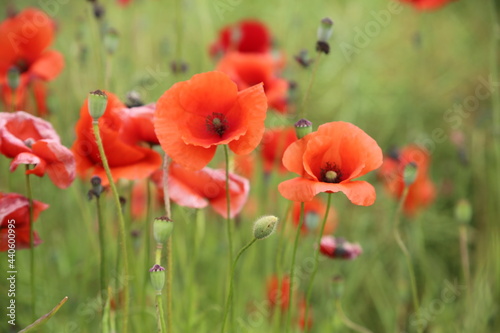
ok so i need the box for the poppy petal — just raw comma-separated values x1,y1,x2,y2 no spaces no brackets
31,140,76,189
9,152,47,176
30,50,64,81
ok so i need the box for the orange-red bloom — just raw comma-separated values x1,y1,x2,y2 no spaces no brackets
121,103,159,146
261,127,297,173
217,52,289,113
278,122,383,205
0,111,75,188
210,20,271,57
154,71,267,170
378,145,436,216
0,8,64,115
267,275,290,312
0,192,48,251
72,92,162,185
399,0,456,10
151,163,250,218
292,198,337,235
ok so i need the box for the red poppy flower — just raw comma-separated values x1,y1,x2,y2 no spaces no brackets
0,111,75,188
210,20,271,57
292,198,337,235
378,145,436,216
0,8,64,115
278,122,383,205
267,275,290,312
0,192,49,251
72,91,162,185
154,71,267,170
399,0,456,10
216,52,289,113
261,127,297,173
121,103,159,146
297,297,313,331
319,236,362,260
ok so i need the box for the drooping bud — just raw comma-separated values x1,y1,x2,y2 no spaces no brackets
253,215,279,240
294,119,313,139
7,67,20,90
316,17,333,54
403,162,418,187
149,264,165,293
153,216,174,244
294,49,314,68
104,28,119,55
454,199,472,225
88,90,108,121
88,175,104,200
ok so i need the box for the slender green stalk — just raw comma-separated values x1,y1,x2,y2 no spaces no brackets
156,293,167,333
303,192,332,332
161,155,173,333
458,225,471,292
490,0,500,222
393,187,421,333
285,202,305,333
25,166,35,321
142,179,153,312
95,195,106,304
300,52,322,118
92,121,130,333
220,238,258,333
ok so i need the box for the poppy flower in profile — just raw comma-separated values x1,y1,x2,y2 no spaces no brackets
152,163,250,218
399,0,456,10
154,71,267,170
0,111,75,188
267,275,290,312
278,122,383,205
319,236,362,260
261,127,297,173
72,91,162,185
121,103,159,146
0,8,64,115
210,20,271,57
378,145,436,216
216,52,289,113
292,198,337,235
0,192,49,251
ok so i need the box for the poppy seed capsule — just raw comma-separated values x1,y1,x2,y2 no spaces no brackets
88,90,108,121
253,215,279,239
153,216,173,243
7,67,20,90
317,17,334,43
403,162,418,186
294,119,313,139
454,199,472,225
149,264,165,292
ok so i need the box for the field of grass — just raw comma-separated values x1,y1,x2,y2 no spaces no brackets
1,0,499,332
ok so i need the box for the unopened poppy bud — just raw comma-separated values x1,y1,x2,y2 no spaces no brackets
154,216,173,243
126,90,143,107
88,90,108,120
7,67,20,90
454,199,472,225
295,119,313,139
104,28,119,55
88,175,104,199
403,162,418,186
294,50,314,68
253,215,279,239
149,264,165,292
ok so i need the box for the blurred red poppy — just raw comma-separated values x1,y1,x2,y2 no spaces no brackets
154,71,267,170
121,103,159,146
210,20,271,57
267,275,290,312
152,163,250,218
217,52,289,113
292,198,337,235
0,8,64,115
117,0,132,6
0,192,49,251
234,153,256,180
278,122,383,205
319,236,362,260
261,127,297,173
0,111,75,188
378,145,436,216
72,91,162,185
400,0,456,10
297,297,313,331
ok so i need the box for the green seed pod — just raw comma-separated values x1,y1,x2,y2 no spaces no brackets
253,215,279,240
88,90,108,121
454,199,472,225
153,216,173,244
149,264,165,292
403,162,418,187
294,119,313,139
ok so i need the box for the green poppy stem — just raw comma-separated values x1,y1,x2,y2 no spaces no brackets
300,52,322,118
285,202,305,333
25,166,35,321
95,194,107,307
161,155,173,333
303,192,333,332
156,293,168,333
91,121,130,333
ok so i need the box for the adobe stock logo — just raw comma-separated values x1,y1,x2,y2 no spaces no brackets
339,1,405,63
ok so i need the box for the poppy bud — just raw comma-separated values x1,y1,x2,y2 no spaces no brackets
316,18,333,54
253,215,279,239
88,90,108,121
403,162,418,186
294,50,314,68
7,67,20,90
88,175,104,199
125,90,143,107
153,216,173,244
104,28,119,55
294,119,313,139
454,199,472,225
149,264,165,293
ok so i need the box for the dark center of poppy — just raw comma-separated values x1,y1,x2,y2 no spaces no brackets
24,138,35,148
320,162,342,183
206,112,228,137
15,59,29,73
